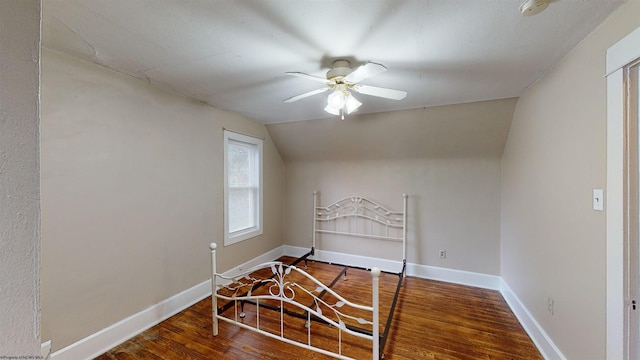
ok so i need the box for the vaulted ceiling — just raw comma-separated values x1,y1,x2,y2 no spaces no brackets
267,98,518,162
42,0,623,125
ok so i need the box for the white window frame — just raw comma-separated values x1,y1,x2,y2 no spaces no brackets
223,130,263,246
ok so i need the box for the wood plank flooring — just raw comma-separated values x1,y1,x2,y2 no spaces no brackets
96,258,542,359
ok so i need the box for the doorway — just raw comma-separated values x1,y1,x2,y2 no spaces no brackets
606,26,640,360
626,60,640,360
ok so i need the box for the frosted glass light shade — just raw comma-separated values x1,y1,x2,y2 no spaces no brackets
324,103,341,115
344,93,361,114
324,90,361,117
327,90,345,108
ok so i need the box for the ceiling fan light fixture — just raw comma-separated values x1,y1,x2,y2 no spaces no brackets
285,59,407,119
327,90,346,109
324,90,361,118
344,93,362,114
324,103,341,116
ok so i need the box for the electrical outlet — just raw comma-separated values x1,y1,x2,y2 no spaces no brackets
439,250,446,259
547,297,554,315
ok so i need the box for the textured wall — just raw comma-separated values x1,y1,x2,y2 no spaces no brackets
274,100,514,275
500,1,640,358
40,50,285,351
283,156,503,275
0,0,41,357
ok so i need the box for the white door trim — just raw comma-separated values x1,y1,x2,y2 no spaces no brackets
606,27,640,76
606,25,640,360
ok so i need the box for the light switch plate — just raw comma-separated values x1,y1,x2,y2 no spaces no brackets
593,189,604,211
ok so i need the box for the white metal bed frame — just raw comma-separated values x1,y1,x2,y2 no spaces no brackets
313,191,408,272
209,192,408,359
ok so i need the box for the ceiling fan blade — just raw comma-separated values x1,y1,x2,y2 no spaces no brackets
353,84,407,100
344,62,387,83
283,87,330,103
286,72,331,84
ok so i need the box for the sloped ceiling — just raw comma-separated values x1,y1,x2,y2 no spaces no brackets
266,98,518,162
42,0,623,124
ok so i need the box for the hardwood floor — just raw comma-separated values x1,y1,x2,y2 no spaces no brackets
96,258,542,359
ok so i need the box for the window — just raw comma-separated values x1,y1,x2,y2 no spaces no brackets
224,130,263,245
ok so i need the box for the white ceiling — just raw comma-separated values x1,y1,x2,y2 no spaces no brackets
43,0,623,124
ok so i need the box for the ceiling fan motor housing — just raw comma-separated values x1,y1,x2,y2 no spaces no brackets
326,59,353,82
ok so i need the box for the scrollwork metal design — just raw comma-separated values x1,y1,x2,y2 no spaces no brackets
218,262,373,330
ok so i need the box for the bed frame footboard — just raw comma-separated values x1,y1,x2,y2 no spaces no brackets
210,242,381,360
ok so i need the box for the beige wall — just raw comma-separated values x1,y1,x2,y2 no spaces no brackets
40,50,285,351
0,0,41,356
277,100,513,275
501,0,640,359
268,99,516,163
285,159,502,274
37,1,640,355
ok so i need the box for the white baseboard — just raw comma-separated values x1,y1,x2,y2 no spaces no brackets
41,340,51,359
48,245,287,360
281,244,311,259
500,279,566,360
285,245,563,358
407,263,501,290
48,244,560,360
283,245,500,290
283,245,403,273
50,280,212,360
223,244,286,277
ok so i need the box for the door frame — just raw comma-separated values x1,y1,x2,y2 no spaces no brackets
606,25,640,360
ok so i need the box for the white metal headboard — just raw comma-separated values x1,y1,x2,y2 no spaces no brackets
312,192,408,262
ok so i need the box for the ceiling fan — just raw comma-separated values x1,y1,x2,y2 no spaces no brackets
283,59,407,119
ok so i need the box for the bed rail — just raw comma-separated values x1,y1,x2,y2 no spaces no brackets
210,242,381,359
